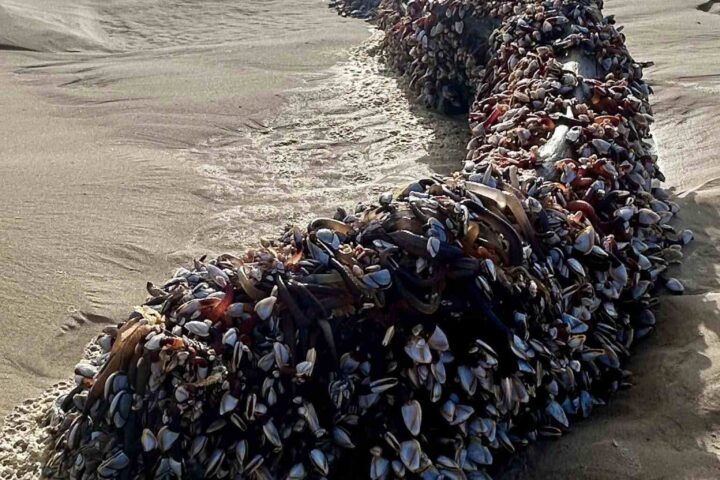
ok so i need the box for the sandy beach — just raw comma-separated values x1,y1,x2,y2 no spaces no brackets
1,0,720,478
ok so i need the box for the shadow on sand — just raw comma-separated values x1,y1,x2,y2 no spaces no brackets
497,185,720,479
373,62,470,176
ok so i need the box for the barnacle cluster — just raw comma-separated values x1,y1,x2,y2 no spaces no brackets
43,1,689,479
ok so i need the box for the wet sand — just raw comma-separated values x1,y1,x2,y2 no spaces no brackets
1,0,720,478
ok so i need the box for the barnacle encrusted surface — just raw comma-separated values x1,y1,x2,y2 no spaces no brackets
41,1,690,479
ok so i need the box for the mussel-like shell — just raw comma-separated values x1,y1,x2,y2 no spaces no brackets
109,391,131,428
457,365,477,395
638,208,661,226
309,449,329,476
399,440,422,473
362,269,392,289
332,426,356,449
220,392,239,415
546,400,570,428
158,426,180,452
401,400,422,436
141,428,158,452
405,337,433,364
273,342,290,367
144,332,165,351
665,277,684,294
204,449,225,477
468,439,493,466
255,296,277,321
245,454,264,475
574,226,595,254
427,326,449,351
222,328,238,346
391,460,406,478
263,419,282,448
74,362,97,379
205,263,229,288
185,320,210,337
370,377,398,394
370,455,390,480
190,435,207,458
287,462,307,480
440,400,455,423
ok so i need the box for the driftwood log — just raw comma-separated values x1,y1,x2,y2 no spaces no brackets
42,1,689,479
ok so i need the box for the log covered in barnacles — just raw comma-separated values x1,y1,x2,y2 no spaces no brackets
42,1,690,479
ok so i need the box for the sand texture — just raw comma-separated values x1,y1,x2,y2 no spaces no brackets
1,0,719,478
